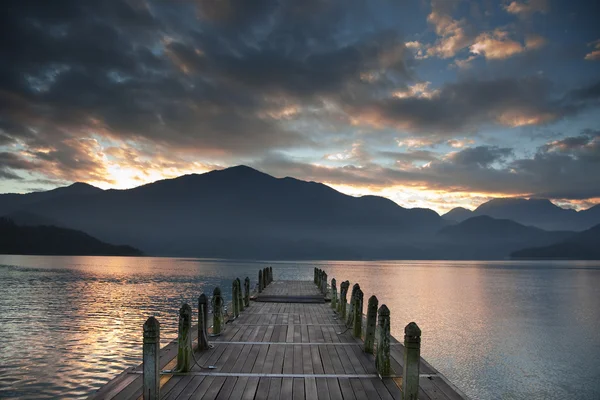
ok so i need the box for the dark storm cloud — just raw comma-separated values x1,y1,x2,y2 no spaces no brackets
448,146,513,167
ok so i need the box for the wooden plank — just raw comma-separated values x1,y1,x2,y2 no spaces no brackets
292,378,304,400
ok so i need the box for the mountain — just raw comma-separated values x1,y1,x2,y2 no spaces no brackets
3,210,64,227
432,216,574,259
0,166,444,259
511,223,600,259
0,218,142,256
0,182,103,216
442,207,473,222
445,198,600,231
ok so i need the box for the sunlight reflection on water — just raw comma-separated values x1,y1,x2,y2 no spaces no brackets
0,256,599,399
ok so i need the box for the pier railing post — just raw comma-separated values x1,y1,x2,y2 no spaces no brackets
331,278,337,310
176,303,192,372
143,317,160,400
352,288,363,338
347,283,360,327
244,277,250,307
198,294,209,350
269,267,273,283
262,268,267,288
364,295,378,354
232,280,239,318
376,305,391,376
314,267,317,284
258,270,263,293
403,322,421,400
339,280,349,319
212,287,223,336
322,272,328,294
236,278,244,312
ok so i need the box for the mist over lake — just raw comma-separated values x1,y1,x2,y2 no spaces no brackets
0,256,598,399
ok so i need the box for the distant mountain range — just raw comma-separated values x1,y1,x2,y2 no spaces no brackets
1,165,598,260
442,198,600,231
0,218,142,256
511,223,600,260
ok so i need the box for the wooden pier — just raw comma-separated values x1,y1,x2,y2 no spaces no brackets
90,267,468,400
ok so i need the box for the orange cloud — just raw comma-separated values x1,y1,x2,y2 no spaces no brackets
585,39,600,61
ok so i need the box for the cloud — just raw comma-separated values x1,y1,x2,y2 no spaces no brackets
426,0,473,58
446,146,513,167
345,76,600,134
504,0,549,17
585,39,600,61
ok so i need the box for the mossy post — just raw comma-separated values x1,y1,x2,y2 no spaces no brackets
244,277,250,307
175,303,192,372
339,280,349,319
212,287,223,336
232,280,239,318
376,304,391,376
352,288,364,338
330,278,337,310
315,268,320,287
403,322,422,400
236,278,244,312
364,295,378,354
198,294,209,350
258,270,263,293
321,272,328,294
143,316,160,400
347,283,360,327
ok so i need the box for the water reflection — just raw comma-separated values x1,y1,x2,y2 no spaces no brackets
0,256,599,399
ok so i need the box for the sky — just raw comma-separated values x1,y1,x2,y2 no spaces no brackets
1,0,599,213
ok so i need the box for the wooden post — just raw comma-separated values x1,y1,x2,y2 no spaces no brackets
339,280,349,319
403,322,422,400
212,287,223,336
364,295,378,354
352,288,363,338
321,272,328,294
232,280,239,318
314,267,317,284
262,268,267,288
236,278,244,312
347,283,360,327
258,270,263,293
316,269,321,287
143,316,160,400
376,305,391,376
269,267,273,283
175,303,192,372
198,294,209,350
330,278,337,310
244,277,250,307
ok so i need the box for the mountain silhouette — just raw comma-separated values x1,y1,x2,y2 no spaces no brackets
0,218,142,256
0,166,442,259
511,223,600,259
432,216,574,259
443,198,599,231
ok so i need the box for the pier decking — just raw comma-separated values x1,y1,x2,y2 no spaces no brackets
90,269,468,400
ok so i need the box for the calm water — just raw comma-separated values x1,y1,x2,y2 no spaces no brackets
0,257,599,399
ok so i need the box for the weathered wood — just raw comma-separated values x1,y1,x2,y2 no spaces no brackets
376,305,391,377
198,294,209,350
176,303,193,372
142,317,160,400
321,272,328,294
339,281,349,319
347,283,360,327
352,288,364,338
259,270,264,293
244,277,251,307
364,295,378,354
237,277,245,312
314,268,318,284
94,275,467,400
233,280,240,318
402,322,421,400
212,287,223,336
330,279,337,310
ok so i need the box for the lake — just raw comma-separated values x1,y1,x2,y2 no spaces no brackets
0,256,599,399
